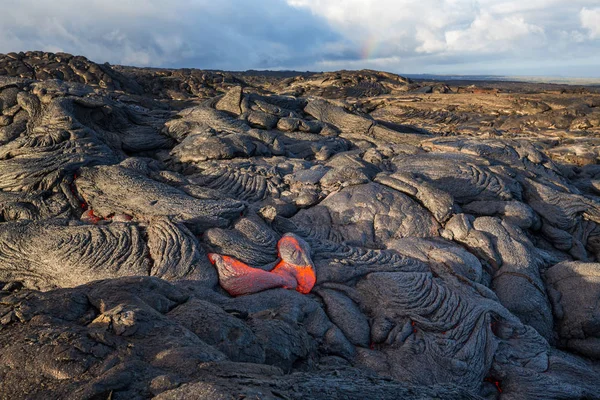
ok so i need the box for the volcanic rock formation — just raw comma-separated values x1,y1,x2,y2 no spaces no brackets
1,51,600,399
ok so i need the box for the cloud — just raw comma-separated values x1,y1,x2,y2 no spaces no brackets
288,1,578,54
581,7,600,38
287,0,600,76
444,12,545,53
0,0,599,76
0,0,345,69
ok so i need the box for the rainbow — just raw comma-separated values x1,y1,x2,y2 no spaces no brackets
360,36,380,60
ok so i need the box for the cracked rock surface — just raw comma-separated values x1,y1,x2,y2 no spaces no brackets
1,51,600,399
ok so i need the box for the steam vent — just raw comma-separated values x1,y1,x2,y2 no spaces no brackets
1,51,600,399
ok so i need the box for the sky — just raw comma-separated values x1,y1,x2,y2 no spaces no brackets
1,0,599,77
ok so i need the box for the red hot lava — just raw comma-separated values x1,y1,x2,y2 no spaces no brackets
208,233,316,296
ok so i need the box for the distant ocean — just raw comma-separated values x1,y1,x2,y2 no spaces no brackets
403,74,600,86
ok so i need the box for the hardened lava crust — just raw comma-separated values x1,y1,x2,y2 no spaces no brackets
1,51,600,399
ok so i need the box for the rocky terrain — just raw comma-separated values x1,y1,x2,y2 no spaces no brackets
1,50,600,399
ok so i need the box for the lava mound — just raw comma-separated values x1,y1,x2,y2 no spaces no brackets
1,52,600,399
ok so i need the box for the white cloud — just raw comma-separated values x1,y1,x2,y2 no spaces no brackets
444,12,545,53
287,0,570,56
287,0,477,56
287,0,600,76
581,7,600,38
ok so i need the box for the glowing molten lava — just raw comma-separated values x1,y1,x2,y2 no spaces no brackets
82,209,102,224
484,377,503,393
208,233,316,296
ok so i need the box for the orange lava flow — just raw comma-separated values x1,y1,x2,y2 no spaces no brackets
208,253,295,296
208,254,254,273
272,234,316,294
208,234,317,297
271,262,316,294
277,235,304,255
83,209,102,224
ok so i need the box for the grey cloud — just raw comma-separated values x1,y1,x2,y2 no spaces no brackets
0,0,345,69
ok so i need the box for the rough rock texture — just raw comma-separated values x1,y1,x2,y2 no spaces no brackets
1,51,600,399
546,261,600,358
